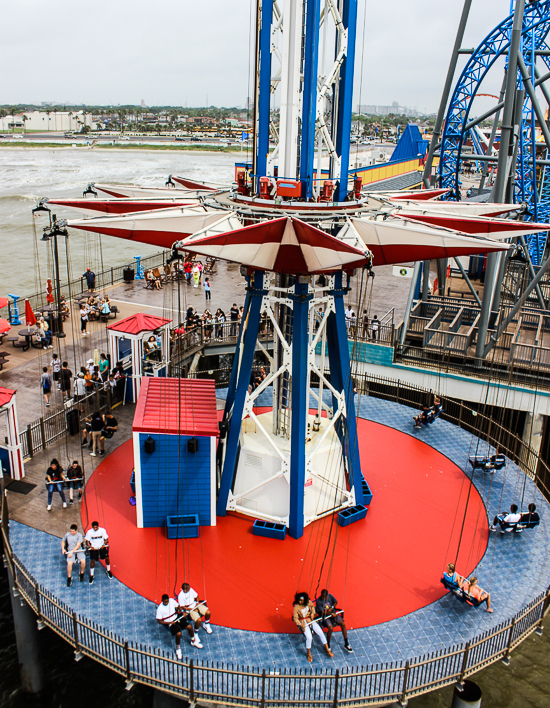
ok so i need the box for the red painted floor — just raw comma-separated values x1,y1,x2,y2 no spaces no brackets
81,419,488,633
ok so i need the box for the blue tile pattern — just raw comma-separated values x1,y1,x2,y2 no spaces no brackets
10,392,550,671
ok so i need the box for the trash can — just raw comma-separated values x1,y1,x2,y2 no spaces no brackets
452,681,482,708
123,267,135,282
66,409,80,436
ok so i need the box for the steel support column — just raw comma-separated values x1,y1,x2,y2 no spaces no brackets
288,280,312,539
335,0,358,202
325,271,363,505
423,0,473,187
255,0,274,190
217,272,266,516
300,0,321,199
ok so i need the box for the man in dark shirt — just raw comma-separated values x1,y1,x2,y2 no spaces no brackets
82,267,96,292
60,361,73,399
99,412,118,456
314,589,352,653
229,303,239,336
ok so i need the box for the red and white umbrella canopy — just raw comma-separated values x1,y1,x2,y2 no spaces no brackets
388,199,519,218
394,212,550,241
180,217,367,274
66,207,227,250
24,300,37,327
49,198,200,217
92,183,214,199
346,217,509,266
0,318,10,335
373,188,450,201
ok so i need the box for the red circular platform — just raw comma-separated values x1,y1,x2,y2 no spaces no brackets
81,419,488,633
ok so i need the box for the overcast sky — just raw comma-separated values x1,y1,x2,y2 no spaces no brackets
0,0,512,111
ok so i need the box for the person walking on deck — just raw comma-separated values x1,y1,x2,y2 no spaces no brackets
41,366,52,407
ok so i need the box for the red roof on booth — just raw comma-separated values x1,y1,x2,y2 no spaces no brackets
0,387,16,408
108,312,172,336
133,378,219,438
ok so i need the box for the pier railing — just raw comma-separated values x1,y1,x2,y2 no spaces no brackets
21,250,170,314
4,373,550,705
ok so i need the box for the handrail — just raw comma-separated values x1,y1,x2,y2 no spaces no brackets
2,372,550,706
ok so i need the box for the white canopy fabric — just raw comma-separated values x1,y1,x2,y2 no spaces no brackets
387,199,519,217
343,217,509,266
67,206,225,249
48,198,200,217
92,183,218,199
393,212,550,241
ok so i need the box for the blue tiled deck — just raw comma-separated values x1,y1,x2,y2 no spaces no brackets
10,393,550,669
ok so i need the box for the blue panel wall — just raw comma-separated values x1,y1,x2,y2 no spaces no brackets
138,433,211,528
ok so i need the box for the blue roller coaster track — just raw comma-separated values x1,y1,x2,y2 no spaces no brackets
439,0,550,264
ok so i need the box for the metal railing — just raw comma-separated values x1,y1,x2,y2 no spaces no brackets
18,250,170,315
19,384,116,458
3,372,550,705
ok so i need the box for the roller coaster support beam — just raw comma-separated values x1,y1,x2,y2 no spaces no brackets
480,75,507,193
491,0,525,204
477,0,525,363
423,0,472,188
484,254,550,357
518,53,550,153
518,234,547,308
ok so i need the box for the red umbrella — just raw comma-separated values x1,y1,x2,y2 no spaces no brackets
0,297,9,309
180,217,367,274
46,279,54,304
25,300,37,328
0,318,10,334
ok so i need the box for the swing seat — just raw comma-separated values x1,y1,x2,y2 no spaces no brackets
468,455,505,472
516,519,540,530
462,592,484,608
441,576,464,598
427,407,444,424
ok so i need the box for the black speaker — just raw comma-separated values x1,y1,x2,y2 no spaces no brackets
144,436,156,454
187,437,198,454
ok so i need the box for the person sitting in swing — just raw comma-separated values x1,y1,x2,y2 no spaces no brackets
469,448,506,473
314,589,353,653
413,405,431,428
517,503,540,530
490,504,521,533
462,576,493,613
442,562,464,594
293,592,334,663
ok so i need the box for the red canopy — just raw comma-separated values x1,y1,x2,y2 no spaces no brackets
0,318,11,335
0,297,9,309
180,217,367,274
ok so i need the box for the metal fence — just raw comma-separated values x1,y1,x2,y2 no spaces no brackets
3,372,550,705
18,250,169,315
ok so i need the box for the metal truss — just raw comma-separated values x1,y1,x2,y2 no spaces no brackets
439,2,550,263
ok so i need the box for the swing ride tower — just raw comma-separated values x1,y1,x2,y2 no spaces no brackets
178,217,370,539
250,0,359,203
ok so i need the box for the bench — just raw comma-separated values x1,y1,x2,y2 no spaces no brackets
7,336,28,351
100,305,118,323
0,357,8,370
441,577,484,608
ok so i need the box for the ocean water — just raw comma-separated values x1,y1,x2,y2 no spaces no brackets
0,148,237,296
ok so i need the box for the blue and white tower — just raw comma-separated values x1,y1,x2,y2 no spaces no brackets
252,0,358,202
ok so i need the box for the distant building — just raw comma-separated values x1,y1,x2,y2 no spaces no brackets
0,110,99,132
356,103,420,118
141,99,147,108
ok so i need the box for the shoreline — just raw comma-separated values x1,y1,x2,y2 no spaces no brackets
0,142,244,153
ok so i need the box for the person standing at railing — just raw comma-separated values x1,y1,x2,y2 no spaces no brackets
215,309,225,339
362,310,369,339
45,458,67,511
229,303,239,337
82,267,96,292
62,523,86,587
371,314,379,341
